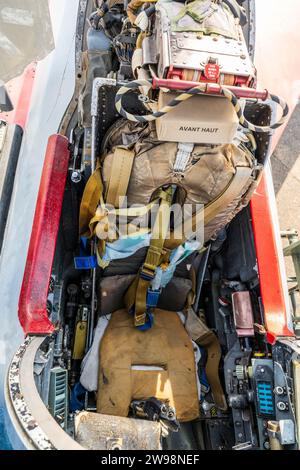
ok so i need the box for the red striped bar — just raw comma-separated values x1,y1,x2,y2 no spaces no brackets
250,174,295,344
18,135,70,335
152,77,269,101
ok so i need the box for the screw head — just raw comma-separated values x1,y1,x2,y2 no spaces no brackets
264,441,270,450
277,401,287,411
275,386,285,396
71,171,82,183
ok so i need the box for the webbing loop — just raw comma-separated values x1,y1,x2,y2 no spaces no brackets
115,79,289,133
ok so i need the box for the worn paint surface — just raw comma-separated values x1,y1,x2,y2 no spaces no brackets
0,64,36,129
8,336,55,450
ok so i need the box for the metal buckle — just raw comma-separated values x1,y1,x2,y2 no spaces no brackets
140,267,156,282
147,288,162,308
74,256,98,270
135,313,147,327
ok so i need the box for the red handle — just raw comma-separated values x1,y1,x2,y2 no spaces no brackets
152,77,269,101
18,135,70,335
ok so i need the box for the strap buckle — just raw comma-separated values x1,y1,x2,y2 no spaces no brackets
135,311,154,331
173,142,194,173
147,288,162,308
74,256,98,270
140,267,156,281
135,312,147,327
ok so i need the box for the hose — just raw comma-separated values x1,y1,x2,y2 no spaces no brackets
115,79,289,133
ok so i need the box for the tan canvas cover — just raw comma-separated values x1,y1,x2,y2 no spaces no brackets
101,120,258,242
155,93,239,145
97,309,200,422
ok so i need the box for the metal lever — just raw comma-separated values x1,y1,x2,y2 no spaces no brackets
131,397,180,434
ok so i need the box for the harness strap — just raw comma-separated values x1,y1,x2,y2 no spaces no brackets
106,146,135,208
173,142,194,173
185,256,201,310
185,307,227,411
80,159,252,241
89,199,159,241
127,0,157,24
79,146,136,237
79,164,104,238
115,79,289,132
125,166,252,325
204,166,252,224
80,159,253,325
126,187,173,327
165,165,253,250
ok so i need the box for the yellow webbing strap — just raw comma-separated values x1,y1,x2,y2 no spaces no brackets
106,147,135,208
127,0,157,24
79,146,136,239
79,165,104,238
125,166,252,325
126,187,173,326
203,166,252,226
185,262,199,310
165,166,253,250
88,199,159,242
185,308,227,411
80,162,252,286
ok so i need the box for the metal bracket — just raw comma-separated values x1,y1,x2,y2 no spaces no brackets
91,77,117,118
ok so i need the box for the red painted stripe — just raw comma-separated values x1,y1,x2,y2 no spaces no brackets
0,64,36,128
13,65,36,129
18,135,70,335
250,175,295,344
